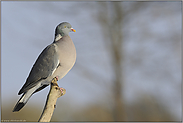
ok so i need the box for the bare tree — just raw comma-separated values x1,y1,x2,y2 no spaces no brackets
97,2,126,121
96,2,149,121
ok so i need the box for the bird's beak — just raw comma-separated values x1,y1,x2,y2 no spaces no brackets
71,28,76,32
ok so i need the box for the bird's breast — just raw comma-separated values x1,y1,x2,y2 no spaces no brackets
53,36,76,80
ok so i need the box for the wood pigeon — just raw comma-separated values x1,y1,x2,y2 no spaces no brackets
13,22,76,112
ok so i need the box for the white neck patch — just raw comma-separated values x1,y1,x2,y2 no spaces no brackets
55,34,62,41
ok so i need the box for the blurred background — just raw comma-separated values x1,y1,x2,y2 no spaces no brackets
1,1,181,122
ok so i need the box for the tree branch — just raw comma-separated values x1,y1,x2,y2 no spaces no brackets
38,77,66,122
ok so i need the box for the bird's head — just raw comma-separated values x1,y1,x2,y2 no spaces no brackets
54,22,76,41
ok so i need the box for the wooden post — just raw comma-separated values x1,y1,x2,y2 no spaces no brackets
38,77,66,122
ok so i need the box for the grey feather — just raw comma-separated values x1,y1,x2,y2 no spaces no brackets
18,44,59,95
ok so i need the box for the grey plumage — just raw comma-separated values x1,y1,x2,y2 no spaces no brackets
13,22,76,112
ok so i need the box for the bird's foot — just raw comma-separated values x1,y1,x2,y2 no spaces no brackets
60,87,63,93
55,76,59,81
59,87,66,96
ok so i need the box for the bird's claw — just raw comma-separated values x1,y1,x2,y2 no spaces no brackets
60,87,63,93
55,76,59,81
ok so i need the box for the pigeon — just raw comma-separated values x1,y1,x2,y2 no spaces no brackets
13,22,76,112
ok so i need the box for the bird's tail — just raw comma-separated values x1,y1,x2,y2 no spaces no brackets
12,93,27,112
13,87,36,112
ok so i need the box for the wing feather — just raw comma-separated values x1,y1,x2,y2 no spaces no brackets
18,44,58,95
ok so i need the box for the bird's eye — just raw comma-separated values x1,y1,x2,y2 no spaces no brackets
64,26,67,28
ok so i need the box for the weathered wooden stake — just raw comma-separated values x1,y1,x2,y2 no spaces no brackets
38,77,66,122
